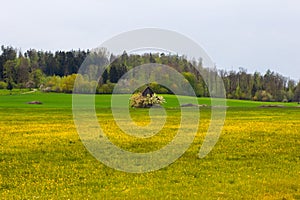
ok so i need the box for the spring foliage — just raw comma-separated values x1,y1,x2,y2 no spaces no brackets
130,93,166,108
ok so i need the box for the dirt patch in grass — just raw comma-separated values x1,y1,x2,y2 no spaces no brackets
27,101,42,105
181,103,207,107
259,105,285,108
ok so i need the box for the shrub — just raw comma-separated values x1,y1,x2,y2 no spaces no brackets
0,81,7,89
252,96,258,101
282,96,288,103
97,83,115,94
130,93,165,108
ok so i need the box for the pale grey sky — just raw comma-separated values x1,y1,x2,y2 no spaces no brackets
1,0,299,80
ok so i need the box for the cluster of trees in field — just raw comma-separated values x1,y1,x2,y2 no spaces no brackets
0,45,87,90
0,45,300,102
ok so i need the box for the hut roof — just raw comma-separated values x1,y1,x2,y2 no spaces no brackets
142,86,154,97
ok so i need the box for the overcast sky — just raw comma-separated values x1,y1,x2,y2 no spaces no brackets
1,0,299,80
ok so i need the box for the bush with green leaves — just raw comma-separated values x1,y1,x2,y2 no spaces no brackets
0,81,7,89
130,93,165,108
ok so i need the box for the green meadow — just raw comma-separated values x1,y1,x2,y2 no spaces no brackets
0,91,300,199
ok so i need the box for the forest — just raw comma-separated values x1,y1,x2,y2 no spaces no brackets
0,45,300,102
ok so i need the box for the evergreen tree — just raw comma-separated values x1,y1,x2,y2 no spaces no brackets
0,46,17,81
294,81,300,103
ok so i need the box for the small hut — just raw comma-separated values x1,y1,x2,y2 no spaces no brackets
142,86,154,97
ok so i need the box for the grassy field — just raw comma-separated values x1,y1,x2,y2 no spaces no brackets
0,92,300,199
0,90,299,108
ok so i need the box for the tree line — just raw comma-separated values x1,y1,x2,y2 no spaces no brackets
0,45,299,102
